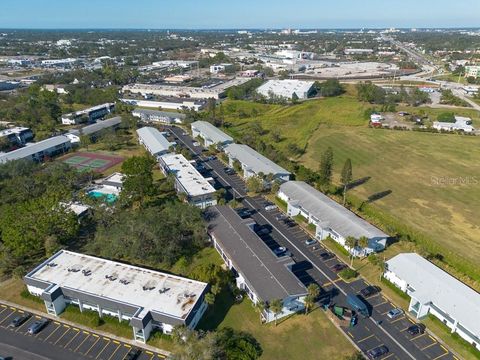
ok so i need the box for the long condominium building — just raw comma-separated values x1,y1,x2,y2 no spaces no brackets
136,127,174,157
61,103,115,125
191,121,233,148
24,250,209,342
0,135,71,164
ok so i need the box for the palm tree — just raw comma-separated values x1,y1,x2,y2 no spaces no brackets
307,283,320,300
269,299,283,326
304,295,315,315
344,236,357,266
255,300,266,323
204,292,215,309
340,158,353,205
358,236,369,257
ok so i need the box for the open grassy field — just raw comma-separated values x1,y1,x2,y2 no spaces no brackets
221,95,480,287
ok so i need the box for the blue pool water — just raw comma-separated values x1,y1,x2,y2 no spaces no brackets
88,191,118,204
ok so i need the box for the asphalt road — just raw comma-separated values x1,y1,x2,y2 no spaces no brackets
168,125,458,360
0,303,166,360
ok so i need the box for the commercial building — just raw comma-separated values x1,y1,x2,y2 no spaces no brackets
123,83,223,100
24,250,208,342
136,127,174,157
0,135,71,164
132,109,186,124
191,121,233,148
158,153,217,209
344,49,374,55
69,116,122,139
433,116,475,133
209,63,234,74
120,98,205,111
256,79,316,100
465,65,480,79
278,181,388,256
0,126,34,146
61,103,115,125
207,205,307,322
224,143,291,182
384,253,480,348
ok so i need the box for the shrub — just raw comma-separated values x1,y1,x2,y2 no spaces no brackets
339,268,358,280
20,288,43,304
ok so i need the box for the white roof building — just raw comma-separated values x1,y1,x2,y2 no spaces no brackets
191,121,233,148
0,135,72,164
136,127,173,157
384,253,480,348
24,250,208,342
256,79,315,100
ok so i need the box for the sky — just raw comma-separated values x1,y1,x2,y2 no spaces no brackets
1,0,480,29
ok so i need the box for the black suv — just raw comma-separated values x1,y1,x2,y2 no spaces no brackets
407,324,426,336
360,286,381,298
124,348,141,360
8,313,32,328
367,345,388,359
319,252,334,261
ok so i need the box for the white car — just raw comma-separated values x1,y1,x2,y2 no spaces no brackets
193,141,200,147
387,308,403,319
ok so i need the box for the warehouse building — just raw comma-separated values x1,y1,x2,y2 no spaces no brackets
120,98,205,111
61,103,115,125
24,250,208,342
278,181,388,256
132,109,186,124
158,153,217,209
0,135,71,164
208,205,307,322
256,79,316,100
122,83,224,100
191,121,233,148
224,143,291,182
384,253,480,348
136,127,174,157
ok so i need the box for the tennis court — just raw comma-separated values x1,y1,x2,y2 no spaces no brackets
62,152,124,173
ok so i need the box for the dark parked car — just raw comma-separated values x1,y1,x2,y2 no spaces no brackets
124,348,141,360
360,285,381,298
254,224,271,236
27,318,49,335
283,219,296,227
407,324,426,336
319,252,334,261
8,313,32,328
224,167,235,175
331,263,347,273
367,345,389,359
236,208,252,219
273,247,288,257
275,214,287,221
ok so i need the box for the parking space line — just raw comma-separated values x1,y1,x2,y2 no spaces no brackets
54,326,71,345
15,317,33,333
107,344,122,360
358,334,374,343
390,316,406,324
347,331,354,338
421,342,437,351
375,302,388,308
0,311,15,325
382,353,395,359
84,336,101,356
74,333,91,352
429,335,436,342
411,333,426,341
124,344,131,348
323,278,342,287
432,351,449,360
96,338,111,359
64,328,81,349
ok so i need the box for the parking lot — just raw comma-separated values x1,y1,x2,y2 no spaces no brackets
0,303,166,360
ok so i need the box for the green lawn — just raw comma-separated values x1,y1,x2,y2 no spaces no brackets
221,96,480,289
198,291,355,360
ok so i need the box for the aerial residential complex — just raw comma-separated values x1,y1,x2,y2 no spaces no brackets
158,153,217,209
120,97,206,111
384,253,480,348
191,120,234,148
24,250,209,342
224,143,291,182
136,127,174,157
208,205,307,322
68,116,122,141
61,103,115,125
0,135,72,164
278,181,389,255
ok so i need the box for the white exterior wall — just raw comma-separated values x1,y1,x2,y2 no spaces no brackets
27,285,44,297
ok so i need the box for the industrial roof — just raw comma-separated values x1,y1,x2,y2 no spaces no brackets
208,205,307,302
136,127,173,155
0,135,71,163
257,79,315,99
75,116,122,136
159,153,216,197
62,103,114,119
132,109,186,119
386,253,480,338
280,181,388,240
25,250,208,321
191,121,233,144
224,143,291,177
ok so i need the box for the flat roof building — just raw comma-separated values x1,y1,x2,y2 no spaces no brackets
132,109,186,124
70,117,122,138
278,181,388,256
0,126,34,146
158,153,217,209
0,135,71,164
24,250,208,342
256,79,316,100
384,253,480,348
136,127,174,157
191,121,233,148
224,143,291,182
120,98,205,112
123,83,223,100
61,103,115,125
207,205,307,322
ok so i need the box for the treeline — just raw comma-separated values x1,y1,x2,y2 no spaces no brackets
356,82,430,109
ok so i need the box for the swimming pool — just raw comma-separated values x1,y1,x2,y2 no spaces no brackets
88,191,118,204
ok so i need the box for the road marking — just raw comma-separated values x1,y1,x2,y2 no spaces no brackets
146,351,153,355
358,334,374,343
382,354,395,360
124,344,131,348
113,340,120,344
390,316,405,324
15,318,32,333
0,311,15,325
65,328,81,349
74,333,91,352
347,331,354,338
429,335,436,342
54,321,60,325
374,301,388,308
0,307,7,316
432,351,449,360
421,342,437,351
411,333,426,341
107,343,121,360
54,327,70,345
0,304,6,308
84,336,101,356
10,306,16,311
322,278,342,287
408,318,415,325
96,338,111,359
366,343,384,352
18,309,24,313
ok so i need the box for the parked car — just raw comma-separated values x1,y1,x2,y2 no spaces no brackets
8,313,31,328
236,208,252,219
305,238,317,246
367,345,389,359
192,141,200,147
407,323,425,336
319,252,334,261
283,219,296,227
254,224,271,236
264,202,277,211
387,308,404,319
27,318,49,335
273,247,287,256
275,214,287,221
360,286,381,298
331,263,347,273
124,348,141,360
224,167,235,175
206,155,216,161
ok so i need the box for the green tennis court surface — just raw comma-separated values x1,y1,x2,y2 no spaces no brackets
63,155,90,164
61,152,124,173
